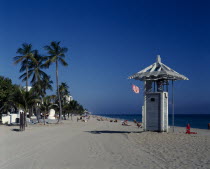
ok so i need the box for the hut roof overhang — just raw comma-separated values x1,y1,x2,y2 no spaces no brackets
128,55,189,81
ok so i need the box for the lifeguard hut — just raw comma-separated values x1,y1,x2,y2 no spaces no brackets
129,55,188,132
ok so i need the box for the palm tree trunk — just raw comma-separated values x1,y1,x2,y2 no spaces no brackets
36,106,40,123
24,111,27,127
56,60,62,122
24,100,28,127
29,106,32,118
43,112,46,125
26,61,29,92
63,112,66,120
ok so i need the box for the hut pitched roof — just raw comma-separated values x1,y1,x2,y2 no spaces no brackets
128,55,189,81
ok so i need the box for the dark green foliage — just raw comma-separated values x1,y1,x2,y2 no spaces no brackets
59,82,70,105
12,87,40,113
0,76,18,114
64,100,85,118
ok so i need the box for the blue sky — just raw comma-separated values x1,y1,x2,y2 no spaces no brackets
0,0,210,114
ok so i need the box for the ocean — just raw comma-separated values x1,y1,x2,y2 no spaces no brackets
96,114,210,130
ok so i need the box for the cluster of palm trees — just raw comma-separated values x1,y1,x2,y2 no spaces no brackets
10,41,85,122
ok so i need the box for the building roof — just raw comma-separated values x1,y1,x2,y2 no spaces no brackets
128,55,189,81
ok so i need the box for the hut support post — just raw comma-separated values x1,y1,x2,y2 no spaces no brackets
172,80,174,132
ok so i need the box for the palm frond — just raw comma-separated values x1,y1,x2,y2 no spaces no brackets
13,55,22,61
19,60,28,72
44,45,53,53
14,56,25,64
29,55,37,64
59,58,68,66
51,56,57,62
16,47,25,55
61,47,68,53
51,41,60,50
19,72,26,80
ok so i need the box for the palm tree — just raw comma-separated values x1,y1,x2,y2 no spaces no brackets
32,76,53,122
14,43,37,91
78,105,85,115
13,87,40,126
59,82,70,120
59,82,69,95
67,100,78,119
59,82,69,103
33,75,53,98
18,50,52,119
44,41,68,122
13,87,40,113
19,50,48,85
66,100,85,119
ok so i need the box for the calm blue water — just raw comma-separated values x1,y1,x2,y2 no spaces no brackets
96,114,210,130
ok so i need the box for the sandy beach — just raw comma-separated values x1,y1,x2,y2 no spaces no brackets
0,116,210,169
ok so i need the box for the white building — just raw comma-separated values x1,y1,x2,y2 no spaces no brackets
64,95,73,103
1,109,23,124
23,86,32,91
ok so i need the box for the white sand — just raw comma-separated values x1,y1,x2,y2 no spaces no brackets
0,116,210,169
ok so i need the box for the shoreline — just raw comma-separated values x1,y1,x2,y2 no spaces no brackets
1,114,210,132
94,114,210,130
91,115,210,137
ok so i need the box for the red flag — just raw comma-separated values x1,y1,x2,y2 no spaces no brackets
132,84,140,94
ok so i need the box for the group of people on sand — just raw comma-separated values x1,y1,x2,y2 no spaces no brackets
96,117,106,121
96,117,118,122
93,116,142,128
77,115,90,122
121,120,141,128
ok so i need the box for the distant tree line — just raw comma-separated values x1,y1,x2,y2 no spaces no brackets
0,41,85,122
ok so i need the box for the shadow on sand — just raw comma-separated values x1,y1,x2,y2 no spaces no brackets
85,130,144,134
11,129,21,132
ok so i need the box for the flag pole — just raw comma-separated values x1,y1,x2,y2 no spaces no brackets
172,80,175,133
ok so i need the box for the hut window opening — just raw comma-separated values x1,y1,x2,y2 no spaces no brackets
151,98,155,102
